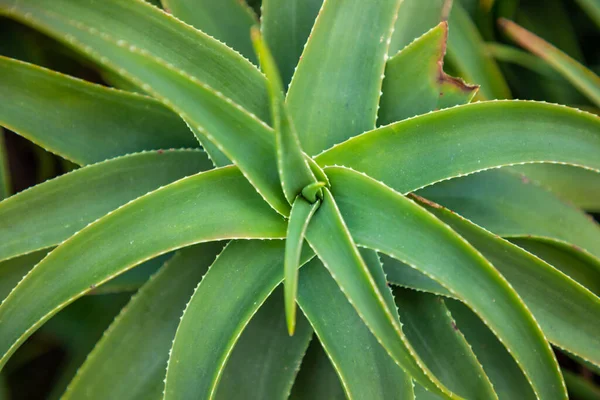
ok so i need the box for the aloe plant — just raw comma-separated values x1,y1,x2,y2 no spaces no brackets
0,0,599,399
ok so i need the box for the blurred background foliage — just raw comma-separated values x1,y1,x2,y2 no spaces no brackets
0,0,598,398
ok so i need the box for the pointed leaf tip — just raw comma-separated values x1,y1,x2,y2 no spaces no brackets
285,196,320,336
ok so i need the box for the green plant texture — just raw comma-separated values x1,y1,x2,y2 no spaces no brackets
0,0,599,399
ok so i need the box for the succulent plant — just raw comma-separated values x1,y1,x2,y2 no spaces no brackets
0,0,599,399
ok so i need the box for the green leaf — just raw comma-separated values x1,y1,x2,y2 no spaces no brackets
0,0,269,121
305,188,457,399
161,0,258,63
499,19,600,107
251,28,318,204
0,250,47,302
89,253,173,295
284,197,319,335
413,195,600,367
575,0,600,28
0,129,9,199
0,150,213,262
446,301,537,400
296,258,414,399
286,0,402,155
62,243,223,400
164,240,312,399
326,166,566,400
394,288,497,399
447,3,511,99
0,166,286,368
289,338,346,400
388,0,451,56
380,22,478,125
317,101,600,194
508,238,600,298
563,370,600,399
509,163,600,212
215,288,313,400
417,169,600,260
0,56,197,165
260,0,323,89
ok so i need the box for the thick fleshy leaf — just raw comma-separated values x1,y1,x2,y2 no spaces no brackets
0,150,213,262
62,242,223,400
286,0,402,155
215,288,313,400
389,0,450,56
394,288,497,399
509,238,600,298
0,56,197,165
0,1,290,211
261,0,323,89
0,130,9,199
417,169,600,260
411,195,600,366
326,166,566,400
447,3,511,99
509,164,600,212
0,250,47,302
164,240,312,400
89,253,172,295
297,258,414,399
289,338,346,400
499,19,600,107
446,301,537,399
317,101,600,194
380,23,477,125
251,28,318,204
305,188,457,399
161,0,258,63
0,166,286,368
0,0,269,121
284,197,319,334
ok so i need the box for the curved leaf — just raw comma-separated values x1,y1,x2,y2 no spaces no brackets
326,166,566,400
260,0,323,89
286,0,402,155
0,166,286,368
0,250,47,302
446,300,537,400
215,288,313,400
62,242,223,400
380,23,478,125
284,197,319,334
161,0,257,63
575,0,600,28
417,169,600,260
509,238,600,298
0,150,213,262
394,288,497,399
317,101,600,194
251,28,318,203
289,337,346,400
412,195,600,366
0,56,196,165
305,188,458,399
164,240,312,399
297,258,414,399
499,19,600,107
509,163,600,212
0,0,269,121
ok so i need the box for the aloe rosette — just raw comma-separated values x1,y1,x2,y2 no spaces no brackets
0,0,599,399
